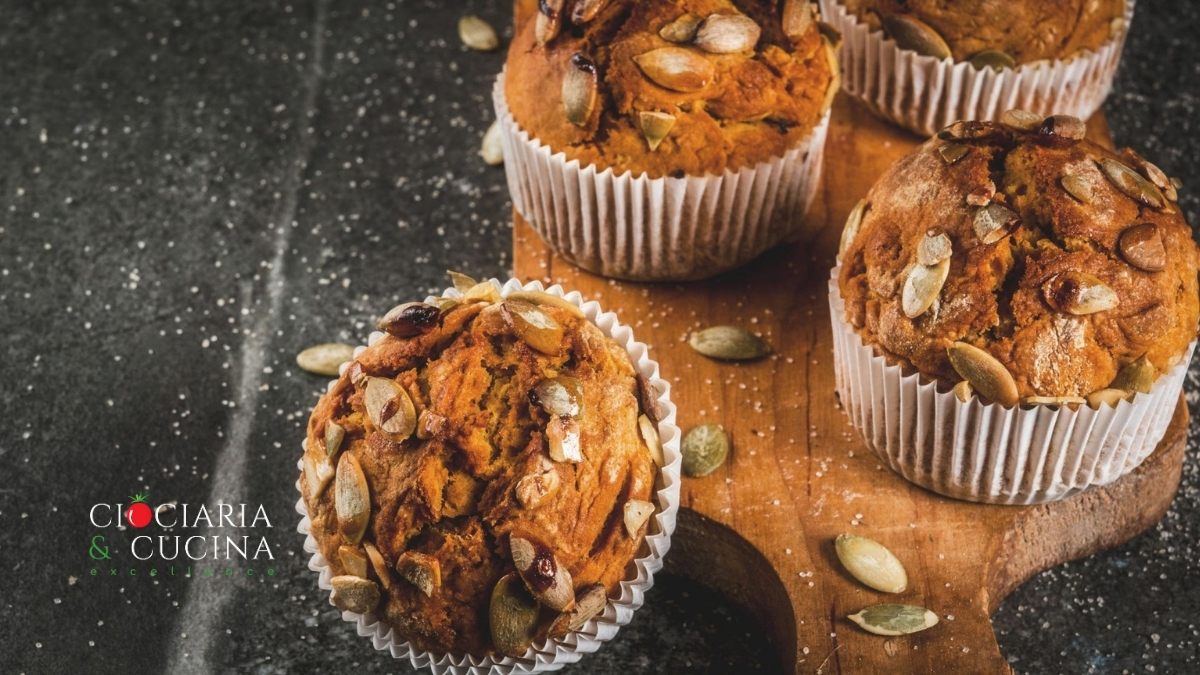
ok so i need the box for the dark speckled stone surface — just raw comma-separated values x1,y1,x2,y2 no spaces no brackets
0,1,1196,673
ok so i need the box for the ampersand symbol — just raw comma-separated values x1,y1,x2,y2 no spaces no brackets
89,535,112,560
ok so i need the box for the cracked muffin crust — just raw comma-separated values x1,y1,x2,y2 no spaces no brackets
838,112,1199,403
300,283,660,656
841,0,1126,65
504,0,837,178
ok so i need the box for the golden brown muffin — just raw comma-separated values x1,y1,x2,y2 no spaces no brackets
843,0,1125,65
504,0,837,178
300,282,660,656
838,111,1198,404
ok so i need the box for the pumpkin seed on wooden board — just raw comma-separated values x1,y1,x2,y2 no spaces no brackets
563,53,599,126
947,342,1019,407
623,499,655,537
1118,222,1166,272
693,13,761,54
1098,158,1166,208
848,604,939,636
633,47,714,92
335,453,370,544
901,258,950,319
968,49,1015,70
688,325,769,360
397,551,442,596
638,111,676,151
838,199,869,262
1110,356,1156,393
502,300,565,354
549,583,608,638
510,535,575,610
881,14,951,59
972,202,1018,244
1061,173,1095,204
296,343,355,377
1042,271,1118,315
490,573,540,657
480,120,503,166
835,534,908,593
458,15,499,51
330,575,381,614
364,376,416,438
682,424,730,477
659,13,701,43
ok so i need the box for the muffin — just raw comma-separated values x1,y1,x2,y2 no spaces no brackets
495,0,838,280
830,111,1198,504
818,0,1133,135
298,276,678,665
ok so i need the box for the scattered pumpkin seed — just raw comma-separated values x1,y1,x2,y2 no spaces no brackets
838,199,869,262
1119,223,1166,272
1086,388,1130,407
378,301,441,337
1061,173,1095,204
1000,109,1043,131
296,343,355,377
638,414,665,466
338,545,368,579
510,535,575,610
531,376,583,418
330,575,381,614
623,499,655,538
638,111,676,151
515,457,560,509
969,49,1015,70
936,143,968,164
1110,356,1156,394
563,53,599,126
881,14,951,59
458,15,499,51
659,13,701,43
682,423,730,477
549,583,607,638
782,0,816,40
688,325,769,361
448,270,477,293
364,376,416,438
901,258,950,318
397,551,442,596
535,0,564,45
848,604,939,637
490,573,540,657
1022,395,1086,407
1098,158,1166,209
694,13,761,54
633,47,714,93
502,300,565,354
952,380,973,402
335,453,370,545
916,230,952,266
1036,114,1086,145
835,534,908,594
947,342,1019,407
973,202,1018,244
363,541,392,590
1042,271,1118,315
505,289,586,319
570,0,607,23
546,415,583,463
480,119,503,165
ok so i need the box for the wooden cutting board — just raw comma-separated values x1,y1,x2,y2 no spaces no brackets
509,91,1189,673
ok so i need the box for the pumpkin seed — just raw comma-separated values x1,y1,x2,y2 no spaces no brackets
901,258,950,319
1098,158,1166,209
694,13,761,54
838,199,868,262
531,376,583,418
682,424,730,477
535,0,564,45
335,453,370,544
937,143,968,164
570,0,607,23
490,573,540,657
973,202,1018,244
638,374,666,424
515,456,560,509
969,49,1015,70
1110,356,1156,394
415,409,447,440
480,120,503,165
638,111,676,151
464,280,502,304
881,14,951,59
1135,157,1170,190
1036,114,1086,145
330,575,380,614
1086,388,1130,407
546,415,583,463
363,541,392,590
937,120,1003,142
1000,109,1043,132
820,34,841,112
447,270,477,293
1119,223,1166,272
364,376,416,438
782,0,816,40
1061,173,1095,204
505,289,586,319
458,15,499,51
848,604,939,637
338,545,368,579
947,342,1019,407
563,53,599,127
917,230,952,266
834,534,908,594
659,14,701,43
1042,271,1118,315
297,343,355,377
323,421,345,461
502,300,565,354
397,551,442,596
378,301,441,337
966,181,995,206
633,47,714,93
304,454,335,499
952,380,973,402
638,414,664,466
510,535,575,610
549,583,607,638
688,325,769,360
1022,395,1086,407
623,499,655,538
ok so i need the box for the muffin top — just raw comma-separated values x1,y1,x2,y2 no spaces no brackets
838,111,1198,405
842,0,1125,65
301,280,660,656
504,0,837,178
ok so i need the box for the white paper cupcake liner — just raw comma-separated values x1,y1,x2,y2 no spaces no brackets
818,0,1135,136
295,277,682,673
493,72,830,281
828,267,1192,505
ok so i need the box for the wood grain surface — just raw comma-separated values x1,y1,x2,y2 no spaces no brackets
509,90,1189,673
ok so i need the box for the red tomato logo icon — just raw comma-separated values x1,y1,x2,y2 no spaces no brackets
125,493,152,528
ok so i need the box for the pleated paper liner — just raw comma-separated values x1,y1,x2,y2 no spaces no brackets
493,72,830,281
296,278,682,673
819,0,1135,137
829,267,1192,505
